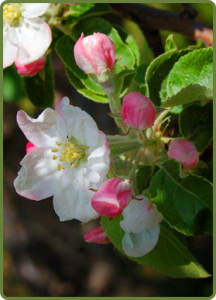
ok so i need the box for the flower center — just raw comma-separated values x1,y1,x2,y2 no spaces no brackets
51,137,89,171
3,4,22,26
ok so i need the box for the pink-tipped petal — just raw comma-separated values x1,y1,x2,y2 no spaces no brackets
121,92,156,130
15,56,46,77
26,141,37,154
168,140,199,170
84,225,110,244
91,178,132,217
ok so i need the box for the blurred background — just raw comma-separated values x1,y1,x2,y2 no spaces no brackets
3,3,213,297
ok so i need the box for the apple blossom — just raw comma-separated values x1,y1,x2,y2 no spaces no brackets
168,140,199,170
3,3,51,69
121,92,156,130
14,97,110,223
91,178,132,217
74,33,116,83
15,56,46,77
84,225,110,244
120,196,162,258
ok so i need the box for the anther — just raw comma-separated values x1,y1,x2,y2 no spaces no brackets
52,155,57,160
56,141,62,147
51,148,58,153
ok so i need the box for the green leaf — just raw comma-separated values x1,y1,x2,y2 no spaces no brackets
145,49,190,106
136,165,159,194
162,48,213,107
194,161,213,183
55,35,106,96
66,69,109,103
101,216,210,278
114,69,135,97
107,135,141,155
162,84,212,107
165,34,177,52
72,17,135,75
3,65,26,102
23,55,54,108
66,3,111,23
150,160,213,236
113,24,140,66
179,102,213,152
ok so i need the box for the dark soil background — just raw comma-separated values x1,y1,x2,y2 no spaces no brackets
3,3,213,297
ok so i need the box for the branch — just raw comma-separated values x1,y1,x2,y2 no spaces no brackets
111,4,213,47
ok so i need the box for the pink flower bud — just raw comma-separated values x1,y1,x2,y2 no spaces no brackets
91,178,132,218
168,140,199,170
15,56,46,77
84,225,110,244
26,142,37,154
121,92,156,130
74,33,116,77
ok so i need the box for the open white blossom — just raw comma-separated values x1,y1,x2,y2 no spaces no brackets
3,3,51,69
14,97,110,223
120,196,162,258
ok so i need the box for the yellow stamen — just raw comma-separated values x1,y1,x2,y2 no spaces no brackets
52,155,57,160
64,143,69,147
51,148,58,153
57,164,63,171
71,164,75,168
56,141,62,146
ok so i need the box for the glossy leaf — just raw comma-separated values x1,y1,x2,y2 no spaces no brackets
101,216,210,278
23,55,54,108
150,160,213,236
162,48,213,107
179,102,213,152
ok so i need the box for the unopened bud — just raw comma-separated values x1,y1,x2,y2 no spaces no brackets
121,92,156,130
84,225,110,244
15,56,46,77
74,33,116,83
91,178,132,217
168,140,199,170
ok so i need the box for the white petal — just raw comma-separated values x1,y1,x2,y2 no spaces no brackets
88,131,110,159
122,224,160,258
55,98,99,147
120,197,163,234
84,163,109,183
14,147,61,200
3,25,17,68
22,3,50,18
11,18,51,65
53,168,99,222
17,108,67,148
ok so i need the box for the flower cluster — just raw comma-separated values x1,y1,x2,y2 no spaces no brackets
13,30,201,262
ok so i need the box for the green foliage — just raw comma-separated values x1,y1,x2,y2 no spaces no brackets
179,102,213,152
150,160,213,236
101,216,209,278
136,165,159,194
23,55,54,108
145,49,190,106
162,48,213,107
165,34,177,52
66,3,111,23
66,69,109,103
3,65,26,102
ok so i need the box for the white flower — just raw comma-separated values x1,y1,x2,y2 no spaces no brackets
120,196,162,258
14,97,110,223
3,3,52,69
